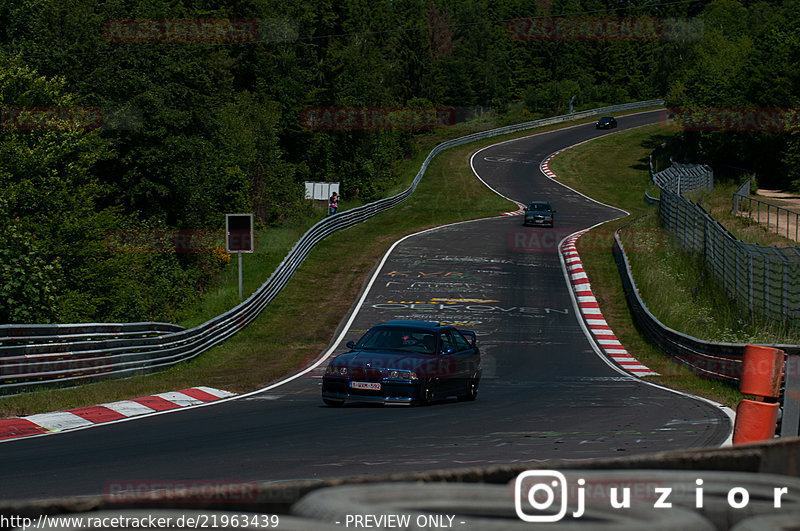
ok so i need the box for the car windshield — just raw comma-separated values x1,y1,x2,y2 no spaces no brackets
354,327,436,354
528,203,550,211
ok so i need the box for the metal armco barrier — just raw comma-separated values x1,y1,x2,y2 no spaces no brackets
0,100,665,393
0,322,184,347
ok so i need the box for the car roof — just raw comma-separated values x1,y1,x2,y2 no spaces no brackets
380,320,448,331
528,201,551,206
599,116,615,120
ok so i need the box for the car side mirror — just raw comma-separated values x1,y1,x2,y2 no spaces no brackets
346,341,355,349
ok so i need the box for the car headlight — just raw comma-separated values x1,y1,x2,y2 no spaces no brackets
387,370,418,380
326,365,348,376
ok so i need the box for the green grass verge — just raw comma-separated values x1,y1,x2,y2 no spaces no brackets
1,109,656,417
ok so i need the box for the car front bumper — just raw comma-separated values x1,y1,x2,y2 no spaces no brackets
322,377,420,405
525,217,553,226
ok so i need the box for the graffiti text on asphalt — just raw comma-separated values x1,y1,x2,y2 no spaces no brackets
386,270,483,280
483,156,538,164
374,302,568,315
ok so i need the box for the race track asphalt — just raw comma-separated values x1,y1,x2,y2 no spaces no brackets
0,110,732,500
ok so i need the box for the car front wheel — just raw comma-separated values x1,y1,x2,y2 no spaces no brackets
458,373,480,402
323,398,344,407
419,379,435,406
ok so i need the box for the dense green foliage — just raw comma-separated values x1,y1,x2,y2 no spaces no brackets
665,0,800,186
1,0,788,323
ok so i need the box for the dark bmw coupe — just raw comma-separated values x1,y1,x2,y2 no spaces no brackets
321,320,481,406
595,116,617,129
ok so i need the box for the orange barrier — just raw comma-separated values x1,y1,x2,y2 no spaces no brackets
733,399,780,444
733,345,785,445
740,344,784,398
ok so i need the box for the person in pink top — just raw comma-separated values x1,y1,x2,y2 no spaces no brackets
328,191,339,216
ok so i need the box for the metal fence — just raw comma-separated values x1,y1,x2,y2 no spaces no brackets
653,163,800,323
651,160,713,195
733,179,800,242
0,100,665,393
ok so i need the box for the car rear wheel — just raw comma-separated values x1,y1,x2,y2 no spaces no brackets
323,398,344,407
458,373,480,402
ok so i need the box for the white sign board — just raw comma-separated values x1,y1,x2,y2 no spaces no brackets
304,181,340,200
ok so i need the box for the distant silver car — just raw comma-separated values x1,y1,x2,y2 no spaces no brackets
523,201,555,227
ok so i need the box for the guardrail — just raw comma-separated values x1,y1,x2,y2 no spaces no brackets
0,99,664,394
0,322,184,347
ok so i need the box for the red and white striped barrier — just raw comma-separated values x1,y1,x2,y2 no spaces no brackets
561,233,658,377
0,387,235,441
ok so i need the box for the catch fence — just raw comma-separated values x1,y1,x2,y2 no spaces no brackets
652,163,800,323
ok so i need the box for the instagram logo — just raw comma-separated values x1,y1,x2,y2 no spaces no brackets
514,470,569,522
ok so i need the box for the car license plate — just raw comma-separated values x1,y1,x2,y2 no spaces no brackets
351,381,381,391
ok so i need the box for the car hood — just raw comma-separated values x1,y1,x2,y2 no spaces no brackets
330,349,429,370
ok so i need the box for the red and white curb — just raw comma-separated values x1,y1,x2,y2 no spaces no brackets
540,149,564,180
561,234,658,377
0,387,235,441
501,203,525,216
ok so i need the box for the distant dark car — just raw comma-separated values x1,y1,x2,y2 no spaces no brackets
596,116,617,129
523,201,555,227
321,320,482,406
